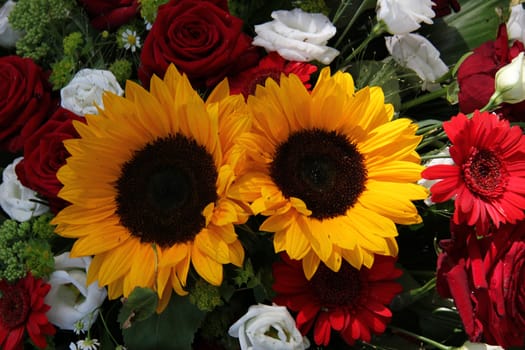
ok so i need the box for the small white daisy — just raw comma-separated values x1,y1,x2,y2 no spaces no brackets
73,320,86,335
76,338,100,350
121,29,141,53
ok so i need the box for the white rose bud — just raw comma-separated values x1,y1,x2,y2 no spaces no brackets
0,157,49,222
377,0,435,34
493,52,525,104
44,252,108,332
0,0,23,48
61,69,124,116
385,33,449,91
454,341,505,350
253,8,339,65
507,4,525,45
228,304,310,350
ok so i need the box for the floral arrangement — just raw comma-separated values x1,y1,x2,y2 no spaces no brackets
0,0,524,349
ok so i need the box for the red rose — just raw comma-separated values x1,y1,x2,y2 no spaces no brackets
457,24,525,121
437,221,525,348
138,0,260,89
78,0,139,31
432,0,460,17
15,108,83,213
0,56,54,153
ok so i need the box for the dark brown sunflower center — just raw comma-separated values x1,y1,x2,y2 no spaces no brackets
462,148,507,199
115,134,218,247
0,284,30,329
270,129,367,220
310,263,362,307
242,68,282,97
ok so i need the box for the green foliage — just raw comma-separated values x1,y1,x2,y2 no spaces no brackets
63,32,84,56
118,287,158,328
0,215,55,282
292,0,330,15
139,0,170,25
109,59,133,84
189,279,223,312
9,0,77,63
49,58,76,90
123,293,206,350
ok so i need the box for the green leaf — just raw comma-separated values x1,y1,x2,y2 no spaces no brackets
422,0,506,65
123,294,207,350
117,287,158,328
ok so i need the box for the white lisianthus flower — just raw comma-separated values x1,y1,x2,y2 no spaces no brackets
454,341,504,350
44,252,107,332
507,4,525,44
418,147,454,206
60,68,124,116
376,0,435,34
493,52,525,104
252,8,339,64
0,0,23,48
385,33,449,91
228,304,310,350
0,157,49,221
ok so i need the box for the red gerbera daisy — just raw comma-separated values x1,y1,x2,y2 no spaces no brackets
272,253,402,346
0,273,55,350
228,52,318,98
422,110,525,235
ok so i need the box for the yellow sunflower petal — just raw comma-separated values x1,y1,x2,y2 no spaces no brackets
191,246,223,286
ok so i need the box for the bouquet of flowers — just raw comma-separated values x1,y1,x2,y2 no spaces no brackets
0,0,523,349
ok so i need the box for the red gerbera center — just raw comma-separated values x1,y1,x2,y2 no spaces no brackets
462,148,508,199
0,284,30,329
310,262,362,307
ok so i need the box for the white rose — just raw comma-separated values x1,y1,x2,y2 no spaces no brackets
45,252,107,332
454,341,504,350
61,68,124,116
493,52,525,104
385,33,449,91
0,0,23,48
418,147,454,206
0,157,49,222
228,304,310,350
376,0,435,34
253,8,339,65
507,4,525,44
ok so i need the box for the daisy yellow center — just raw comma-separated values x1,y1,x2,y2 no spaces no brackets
310,263,363,307
462,148,508,199
0,284,30,329
126,34,137,46
115,133,218,247
242,68,282,97
270,128,367,220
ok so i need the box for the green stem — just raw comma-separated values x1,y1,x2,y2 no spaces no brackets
339,22,386,67
98,310,119,346
420,154,451,161
389,325,452,350
479,91,503,112
334,0,377,49
401,87,448,111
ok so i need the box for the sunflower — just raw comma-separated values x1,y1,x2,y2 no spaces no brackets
422,110,525,235
272,253,402,346
52,65,251,311
230,67,427,278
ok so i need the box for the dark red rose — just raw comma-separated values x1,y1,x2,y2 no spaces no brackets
437,221,525,348
457,24,525,121
15,107,83,213
432,0,460,17
78,0,140,31
138,0,260,89
0,56,54,153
